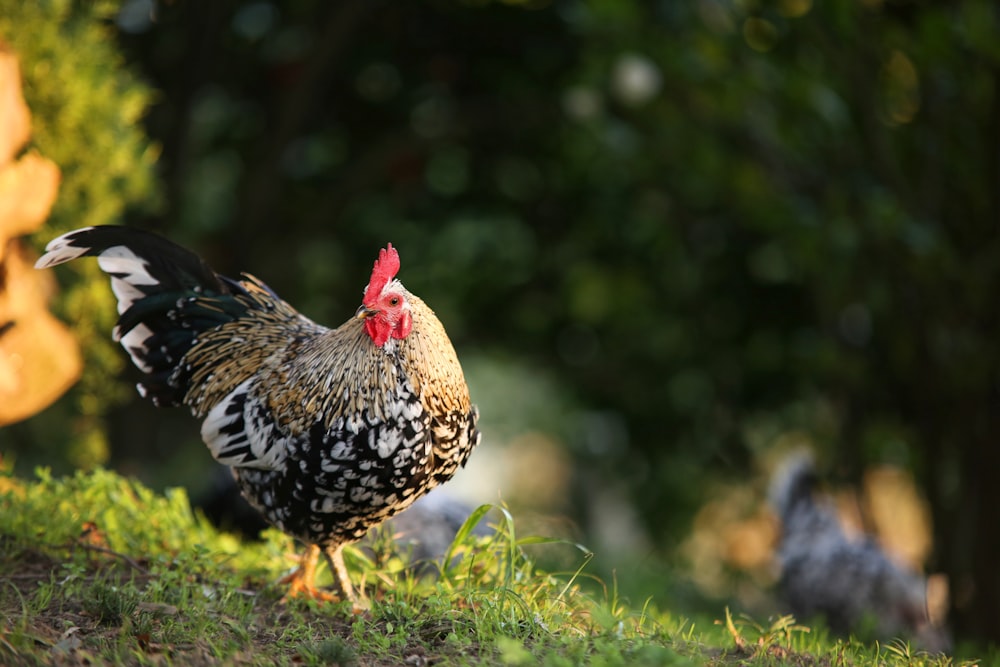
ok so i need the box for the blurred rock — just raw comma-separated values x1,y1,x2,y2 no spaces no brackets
0,244,83,425
0,46,80,426
371,487,494,568
0,152,61,261
0,45,30,166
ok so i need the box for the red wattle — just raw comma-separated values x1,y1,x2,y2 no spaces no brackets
364,318,391,347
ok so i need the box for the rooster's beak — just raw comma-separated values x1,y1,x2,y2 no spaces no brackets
355,305,379,320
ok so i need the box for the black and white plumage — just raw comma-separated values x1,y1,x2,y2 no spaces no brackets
769,452,950,653
37,226,481,603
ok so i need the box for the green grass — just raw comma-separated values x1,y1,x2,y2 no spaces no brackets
0,466,978,666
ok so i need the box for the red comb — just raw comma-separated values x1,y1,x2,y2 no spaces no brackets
363,243,400,305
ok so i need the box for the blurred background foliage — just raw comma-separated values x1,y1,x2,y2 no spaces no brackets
4,0,999,647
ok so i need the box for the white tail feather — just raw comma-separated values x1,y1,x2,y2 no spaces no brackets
97,247,159,315
118,323,155,372
33,226,98,269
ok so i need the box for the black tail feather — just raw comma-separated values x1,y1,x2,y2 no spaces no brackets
37,226,261,407
37,226,225,291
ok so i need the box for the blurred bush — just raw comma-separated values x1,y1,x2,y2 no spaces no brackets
1,0,159,467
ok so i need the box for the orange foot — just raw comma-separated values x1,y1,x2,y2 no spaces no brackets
279,544,338,603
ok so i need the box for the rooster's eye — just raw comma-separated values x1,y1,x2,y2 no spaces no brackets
388,296,399,306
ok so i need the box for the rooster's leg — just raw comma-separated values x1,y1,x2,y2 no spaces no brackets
279,543,338,603
324,544,357,604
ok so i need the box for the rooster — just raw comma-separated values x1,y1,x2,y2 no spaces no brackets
769,452,950,653
36,226,481,604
